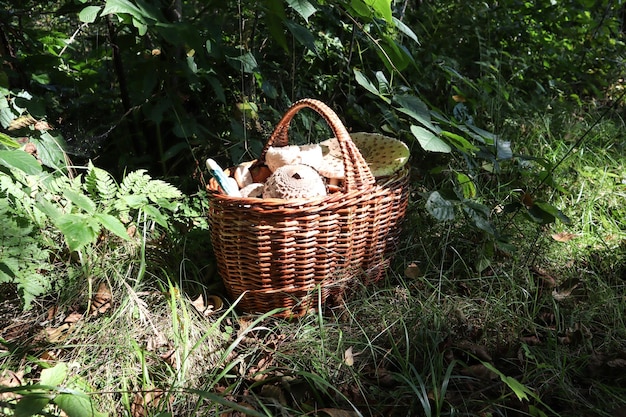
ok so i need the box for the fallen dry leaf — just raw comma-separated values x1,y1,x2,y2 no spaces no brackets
607,359,626,369
64,312,83,324
131,389,172,417
460,363,498,380
551,231,578,242
519,335,542,346
45,323,71,343
521,192,534,208
260,384,287,405
90,282,112,316
531,266,557,289
552,279,584,301
454,341,493,362
0,370,24,401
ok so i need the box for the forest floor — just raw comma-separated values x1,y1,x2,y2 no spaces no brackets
1,105,626,417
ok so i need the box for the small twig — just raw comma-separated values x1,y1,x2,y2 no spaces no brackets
58,22,88,57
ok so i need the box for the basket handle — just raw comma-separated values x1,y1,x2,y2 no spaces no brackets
258,98,376,192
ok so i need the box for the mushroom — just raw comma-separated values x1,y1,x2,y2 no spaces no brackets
233,160,255,188
262,164,327,200
265,144,323,172
318,133,410,180
265,145,301,172
240,182,265,198
298,143,324,170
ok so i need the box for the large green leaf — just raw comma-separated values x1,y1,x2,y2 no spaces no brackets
55,214,98,251
63,189,96,214
40,363,68,386
410,125,451,153
16,394,51,417
286,0,317,22
102,0,144,21
79,6,102,23
393,16,419,44
354,69,390,103
0,149,42,175
350,0,393,24
394,94,439,132
54,391,108,417
534,201,571,224
94,213,130,241
441,130,479,153
426,191,455,221
227,52,258,73
285,20,318,54
354,69,380,96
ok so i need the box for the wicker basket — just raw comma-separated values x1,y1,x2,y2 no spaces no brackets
207,99,408,316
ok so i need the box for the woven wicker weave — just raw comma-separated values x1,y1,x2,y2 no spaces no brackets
207,98,408,316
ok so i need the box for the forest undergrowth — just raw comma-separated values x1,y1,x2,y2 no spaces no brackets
1,1,625,416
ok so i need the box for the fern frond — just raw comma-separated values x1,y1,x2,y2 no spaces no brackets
118,170,151,197
144,179,183,203
0,201,51,310
85,162,118,205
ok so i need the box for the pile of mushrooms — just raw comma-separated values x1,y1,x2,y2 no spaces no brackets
211,133,410,200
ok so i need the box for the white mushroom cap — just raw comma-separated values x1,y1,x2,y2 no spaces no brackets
233,160,255,188
240,182,265,198
265,145,302,172
318,133,410,179
262,164,327,200
265,144,323,172
298,144,324,170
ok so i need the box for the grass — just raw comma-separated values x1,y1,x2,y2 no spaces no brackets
1,103,626,417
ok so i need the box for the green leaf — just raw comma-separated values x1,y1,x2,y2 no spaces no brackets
286,0,317,22
0,149,42,175
265,0,288,51
463,202,495,235
482,362,534,402
349,0,371,18
64,189,97,214
79,5,102,23
227,52,258,73
534,201,571,224
102,0,144,21
16,394,51,417
142,204,168,228
55,214,98,251
394,95,439,132
351,0,393,24
441,130,479,153
285,20,318,54
121,194,148,208
411,125,451,153
0,131,20,148
354,69,380,96
378,34,412,71
456,172,476,199
495,139,513,160
41,363,68,386
32,131,68,171
393,16,419,44
426,191,455,221
54,391,108,417
94,213,130,241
